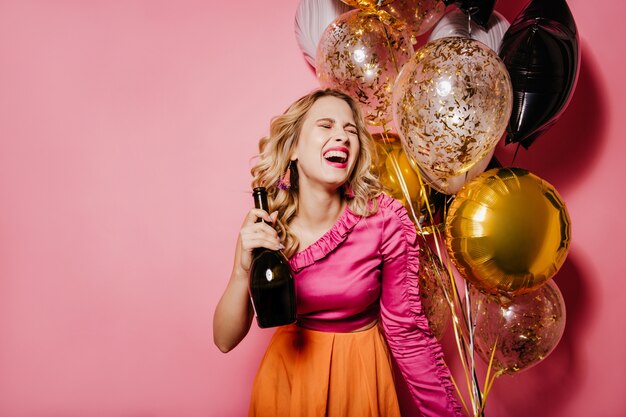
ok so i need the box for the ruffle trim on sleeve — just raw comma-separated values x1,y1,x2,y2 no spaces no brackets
380,194,465,416
288,205,361,273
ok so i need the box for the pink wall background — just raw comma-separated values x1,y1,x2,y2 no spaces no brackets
0,0,623,416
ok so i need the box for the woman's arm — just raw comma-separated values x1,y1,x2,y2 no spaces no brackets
213,209,281,353
378,196,465,417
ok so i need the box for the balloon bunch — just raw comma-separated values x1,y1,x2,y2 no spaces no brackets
294,0,578,414
446,168,570,383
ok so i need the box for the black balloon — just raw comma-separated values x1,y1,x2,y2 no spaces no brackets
443,0,496,29
499,0,580,149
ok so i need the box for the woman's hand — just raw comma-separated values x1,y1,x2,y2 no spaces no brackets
213,208,281,353
237,209,282,274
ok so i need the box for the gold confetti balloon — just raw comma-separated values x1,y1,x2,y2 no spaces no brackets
378,0,446,44
469,280,566,375
418,245,452,340
392,37,512,180
445,168,571,296
316,10,413,126
420,147,495,195
340,0,395,10
371,133,428,216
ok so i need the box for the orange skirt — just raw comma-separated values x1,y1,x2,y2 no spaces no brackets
249,323,401,417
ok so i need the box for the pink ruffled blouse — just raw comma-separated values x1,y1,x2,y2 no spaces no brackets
288,193,464,417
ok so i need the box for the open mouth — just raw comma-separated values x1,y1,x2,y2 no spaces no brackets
323,149,349,164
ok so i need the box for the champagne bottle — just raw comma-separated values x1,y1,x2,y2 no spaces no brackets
248,187,296,328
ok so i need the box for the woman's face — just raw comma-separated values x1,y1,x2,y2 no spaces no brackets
292,96,361,193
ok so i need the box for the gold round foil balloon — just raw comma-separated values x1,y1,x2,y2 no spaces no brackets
371,133,428,215
316,10,413,125
418,245,452,339
392,37,512,179
445,168,571,295
469,280,566,375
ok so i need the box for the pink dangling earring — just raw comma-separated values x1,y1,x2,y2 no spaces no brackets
277,161,292,191
344,182,355,198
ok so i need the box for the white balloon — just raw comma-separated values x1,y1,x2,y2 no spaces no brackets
419,148,496,195
294,0,352,68
428,9,510,53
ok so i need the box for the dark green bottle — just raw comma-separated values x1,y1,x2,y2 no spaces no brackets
248,187,296,328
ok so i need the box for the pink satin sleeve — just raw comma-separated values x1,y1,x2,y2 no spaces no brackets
378,197,465,417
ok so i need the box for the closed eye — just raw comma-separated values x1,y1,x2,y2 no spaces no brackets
317,118,335,129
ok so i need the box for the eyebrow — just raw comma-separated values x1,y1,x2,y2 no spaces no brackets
316,118,357,129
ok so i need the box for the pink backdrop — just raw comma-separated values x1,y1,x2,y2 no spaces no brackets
0,0,623,416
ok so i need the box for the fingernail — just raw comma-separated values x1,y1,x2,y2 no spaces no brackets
278,244,285,249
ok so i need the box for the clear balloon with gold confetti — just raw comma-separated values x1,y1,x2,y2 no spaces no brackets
469,280,566,375
316,10,413,125
392,37,512,181
419,147,496,195
418,244,452,339
377,0,447,44
339,0,395,10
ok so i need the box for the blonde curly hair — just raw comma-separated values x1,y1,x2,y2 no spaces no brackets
251,89,383,258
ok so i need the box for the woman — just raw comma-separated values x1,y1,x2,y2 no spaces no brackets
213,89,464,417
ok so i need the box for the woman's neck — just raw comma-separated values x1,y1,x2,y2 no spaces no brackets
296,187,345,231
